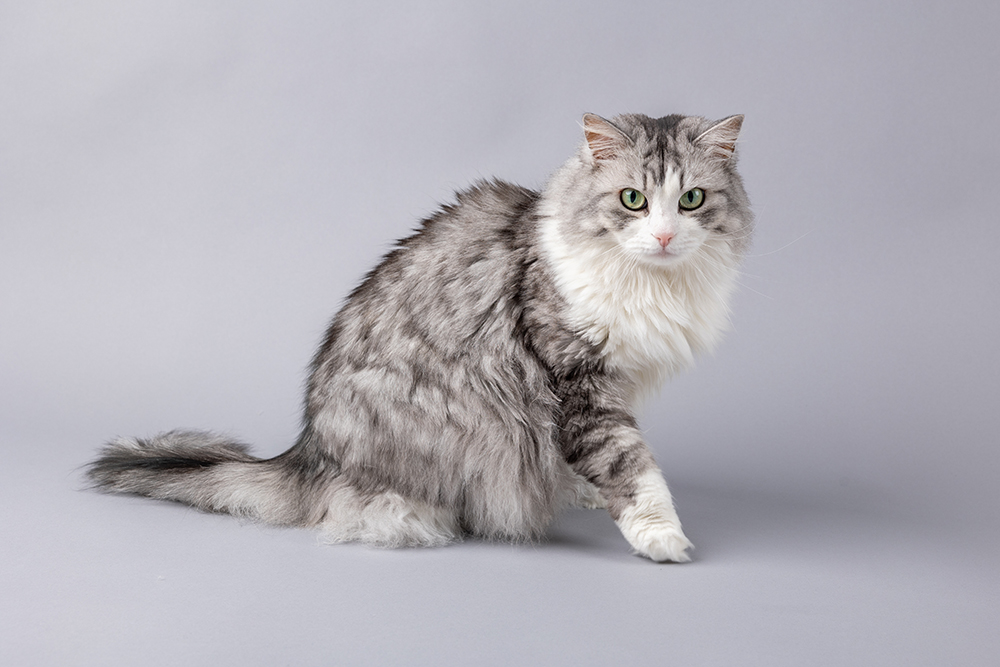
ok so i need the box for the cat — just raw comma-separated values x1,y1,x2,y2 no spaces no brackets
87,112,752,562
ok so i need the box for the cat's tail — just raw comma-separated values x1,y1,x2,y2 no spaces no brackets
86,429,332,526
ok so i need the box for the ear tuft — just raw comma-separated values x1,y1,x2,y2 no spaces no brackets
694,115,744,161
583,113,631,163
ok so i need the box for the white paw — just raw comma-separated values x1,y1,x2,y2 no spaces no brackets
614,469,693,563
616,511,694,562
558,466,608,509
578,494,608,510
575,482,608,509
632,523,694,563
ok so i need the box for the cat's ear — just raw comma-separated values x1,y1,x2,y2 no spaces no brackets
694,115,744,161
582,113,631,163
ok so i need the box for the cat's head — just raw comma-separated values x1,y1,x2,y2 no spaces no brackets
543,113,753,267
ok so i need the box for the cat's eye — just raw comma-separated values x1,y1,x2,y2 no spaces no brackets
620,188,647,211
678,188,705,211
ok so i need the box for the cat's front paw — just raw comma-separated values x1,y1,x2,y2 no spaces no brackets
613,469,693,562
559,467,608,509
630,523,693,563
573,481,607,509
577,493,608,510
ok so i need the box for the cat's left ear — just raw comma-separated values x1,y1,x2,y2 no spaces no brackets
582,113,632,164
694,115,744,161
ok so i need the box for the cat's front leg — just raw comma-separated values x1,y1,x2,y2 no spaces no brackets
610,465,693,563
560,392,692,562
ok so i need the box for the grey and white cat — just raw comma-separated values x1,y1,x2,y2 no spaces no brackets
88,113,752,562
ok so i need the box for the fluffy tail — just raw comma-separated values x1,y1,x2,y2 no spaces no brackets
86,430,328,526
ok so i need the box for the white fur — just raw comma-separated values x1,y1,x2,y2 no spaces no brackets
613,468,692,562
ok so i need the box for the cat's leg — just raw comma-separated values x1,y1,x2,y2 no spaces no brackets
318,478,462,548
559,386,692,562
611,465,692,563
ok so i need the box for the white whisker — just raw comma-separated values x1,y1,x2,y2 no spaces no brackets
745,231,812,258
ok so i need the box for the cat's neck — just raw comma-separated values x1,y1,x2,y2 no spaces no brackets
538,206,740,399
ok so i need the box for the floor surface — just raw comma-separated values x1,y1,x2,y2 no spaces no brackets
2,444,996,666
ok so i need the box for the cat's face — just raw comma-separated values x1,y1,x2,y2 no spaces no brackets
548,113,752,268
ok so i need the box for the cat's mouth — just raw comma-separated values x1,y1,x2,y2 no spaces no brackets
641,246,686,265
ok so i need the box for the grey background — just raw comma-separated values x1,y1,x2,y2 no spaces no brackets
2,1,998,664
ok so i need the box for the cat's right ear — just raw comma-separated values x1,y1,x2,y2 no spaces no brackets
694,115,744,161
582,113,631,164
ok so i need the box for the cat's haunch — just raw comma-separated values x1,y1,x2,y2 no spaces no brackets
88,113,752,563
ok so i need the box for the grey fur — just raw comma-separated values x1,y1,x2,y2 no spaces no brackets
88,113,753,559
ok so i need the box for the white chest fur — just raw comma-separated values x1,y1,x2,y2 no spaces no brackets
541,217,739,398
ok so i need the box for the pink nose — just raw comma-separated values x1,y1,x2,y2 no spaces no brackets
653,231,674,249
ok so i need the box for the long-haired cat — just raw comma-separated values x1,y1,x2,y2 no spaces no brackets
88,113,752,562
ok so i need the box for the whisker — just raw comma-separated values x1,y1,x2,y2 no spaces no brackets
744,231,812,258
733,279,774,300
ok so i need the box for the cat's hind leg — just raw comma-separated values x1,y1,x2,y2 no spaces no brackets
318,480,462,548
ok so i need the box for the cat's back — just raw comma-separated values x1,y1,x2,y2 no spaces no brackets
402,178,539,266
322,180,542,366
379,177,537,303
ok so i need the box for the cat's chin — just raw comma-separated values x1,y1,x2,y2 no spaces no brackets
636,248,690,268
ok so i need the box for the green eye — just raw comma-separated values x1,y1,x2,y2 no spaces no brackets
679,188,705,210
620,188,647,210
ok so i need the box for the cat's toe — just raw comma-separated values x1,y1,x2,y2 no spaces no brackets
619,515,694,563
637,528,694,563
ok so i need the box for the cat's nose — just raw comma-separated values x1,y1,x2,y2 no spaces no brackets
653,231,674,249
